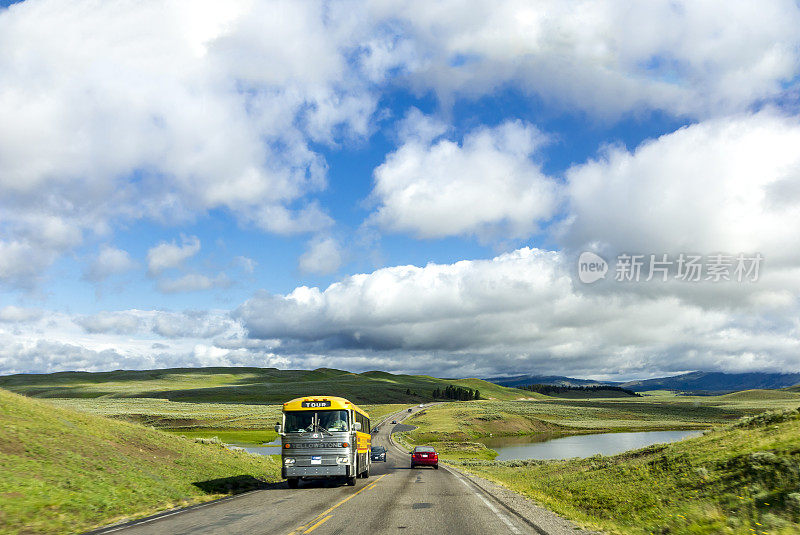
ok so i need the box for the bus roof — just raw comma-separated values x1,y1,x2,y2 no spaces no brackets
282,396,369,418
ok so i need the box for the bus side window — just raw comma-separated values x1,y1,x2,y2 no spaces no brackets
355,412,367,433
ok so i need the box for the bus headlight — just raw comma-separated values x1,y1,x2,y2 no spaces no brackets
336,457,349,464
284,458,295,465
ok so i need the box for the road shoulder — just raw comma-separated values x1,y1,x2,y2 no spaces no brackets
444,463,602,535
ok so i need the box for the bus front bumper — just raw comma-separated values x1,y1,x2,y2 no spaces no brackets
283,464,351,479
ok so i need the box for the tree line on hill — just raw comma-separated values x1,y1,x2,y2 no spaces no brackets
520,384,641,397
431,385,481,400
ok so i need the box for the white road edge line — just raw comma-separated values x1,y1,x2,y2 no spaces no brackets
92,491,257,533
451,470,522,535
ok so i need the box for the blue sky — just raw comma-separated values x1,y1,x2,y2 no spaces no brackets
1,0,800,378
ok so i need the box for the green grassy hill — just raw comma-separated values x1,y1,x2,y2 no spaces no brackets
719,389,800,400
457,409,800,534
0,367,527,404
0,388,280,534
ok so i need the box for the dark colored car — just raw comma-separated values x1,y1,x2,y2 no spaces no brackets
410,446,438,469
408,408,412,412
370,446,387,462
391,420,397,424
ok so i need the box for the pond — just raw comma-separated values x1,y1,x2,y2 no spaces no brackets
480,429,703,461
228,437,281,455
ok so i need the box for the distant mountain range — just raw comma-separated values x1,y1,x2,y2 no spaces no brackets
486,374,611,388
486,371,800,393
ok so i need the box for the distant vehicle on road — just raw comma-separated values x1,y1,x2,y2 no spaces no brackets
391,420,397,424
419,404,424,407
370,446,387,462
410,446,438,469
275,396,371,488
407,408,412,412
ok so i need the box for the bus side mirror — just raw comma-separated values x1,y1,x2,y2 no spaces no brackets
354,422,362,431
274,423,283,435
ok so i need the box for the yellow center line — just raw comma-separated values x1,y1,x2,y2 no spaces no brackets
303,515,332,533
287,473,388,535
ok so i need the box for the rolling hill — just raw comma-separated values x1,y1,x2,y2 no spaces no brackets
620,371,800,393
0,367,528,404
485,374,614,388
0,388,280,534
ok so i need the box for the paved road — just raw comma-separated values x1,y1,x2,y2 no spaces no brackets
92,406,587,535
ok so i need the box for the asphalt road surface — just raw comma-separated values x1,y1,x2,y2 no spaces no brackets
91,406,589,535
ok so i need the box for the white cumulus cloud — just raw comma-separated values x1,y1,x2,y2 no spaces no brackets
84,246,137,282
236,246,800,377
299,236,344,275
146,235,201,276
370,0,800,117
563,111,800,266
370,113,558,240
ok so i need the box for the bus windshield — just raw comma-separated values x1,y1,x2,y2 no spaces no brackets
284,410,350,433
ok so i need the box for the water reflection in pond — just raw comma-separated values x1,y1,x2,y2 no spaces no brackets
480,430,703,461
229,437,281,455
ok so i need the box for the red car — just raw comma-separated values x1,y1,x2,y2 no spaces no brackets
410,446,438,469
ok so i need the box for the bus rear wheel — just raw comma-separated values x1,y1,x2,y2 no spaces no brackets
287,478,299,489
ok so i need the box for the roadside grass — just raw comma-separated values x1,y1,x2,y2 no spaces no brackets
0,388,281,535
46,397,284,429
395,435,498,461
0,367,528,404
452,409,800,534
163,428,279,444
363,404,414,422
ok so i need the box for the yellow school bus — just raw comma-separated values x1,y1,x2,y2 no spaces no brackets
275,396,371,488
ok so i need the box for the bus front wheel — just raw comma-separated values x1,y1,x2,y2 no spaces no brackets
346,464,357,486
287,478,299,489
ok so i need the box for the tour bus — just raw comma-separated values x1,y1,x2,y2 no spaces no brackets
275,396,371,488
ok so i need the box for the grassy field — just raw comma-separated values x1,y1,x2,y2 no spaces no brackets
0,367,527,404
46,397,284,429
395,391,800,460
0,388,281,535
454,409,800,534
